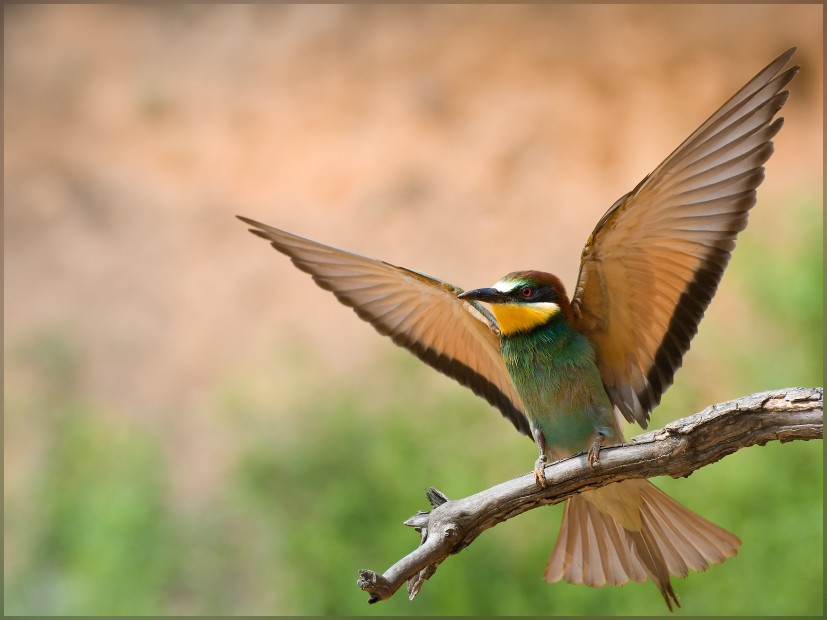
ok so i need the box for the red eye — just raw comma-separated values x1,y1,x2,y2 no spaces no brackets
521,286,532,297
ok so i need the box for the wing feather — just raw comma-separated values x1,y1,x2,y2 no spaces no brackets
571,49,798,426
239,217,530,436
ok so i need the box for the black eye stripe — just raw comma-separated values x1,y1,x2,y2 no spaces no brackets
511,285,555,302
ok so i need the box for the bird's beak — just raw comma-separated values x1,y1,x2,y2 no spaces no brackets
457,288,508,304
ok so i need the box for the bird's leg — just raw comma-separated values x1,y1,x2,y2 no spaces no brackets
587,432,606,468
533,429,548,488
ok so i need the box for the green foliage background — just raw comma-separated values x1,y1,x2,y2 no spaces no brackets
4,198,823,615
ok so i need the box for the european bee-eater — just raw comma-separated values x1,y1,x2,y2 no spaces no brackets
239,48,798,610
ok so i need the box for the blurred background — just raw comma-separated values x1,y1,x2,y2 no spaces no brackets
4,4,822,615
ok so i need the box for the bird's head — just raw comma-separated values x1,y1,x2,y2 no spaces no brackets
458,270,573,336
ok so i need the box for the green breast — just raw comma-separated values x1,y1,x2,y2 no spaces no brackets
501,320,617,457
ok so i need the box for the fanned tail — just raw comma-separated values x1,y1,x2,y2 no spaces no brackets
544,479,741,611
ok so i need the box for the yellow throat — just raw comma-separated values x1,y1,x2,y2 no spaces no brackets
491,302,560,336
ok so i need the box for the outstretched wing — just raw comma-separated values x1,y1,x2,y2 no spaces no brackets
571,48,799,428
239,217,531,437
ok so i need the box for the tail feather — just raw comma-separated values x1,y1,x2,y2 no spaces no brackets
638,483,741,566
636,517,680,611
565,496,586,584
544,479,741,611
545,495,649,586
599,504,649,584
583,500,607,587
640,503,691,577
653,504,709,571
640,493,711,573
544,499,572,581
584,500,619,586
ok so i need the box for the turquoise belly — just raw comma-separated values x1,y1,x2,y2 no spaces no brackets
500,321,617,458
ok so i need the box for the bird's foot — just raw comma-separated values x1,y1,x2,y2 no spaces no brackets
534,455,548,487
588,435,604,469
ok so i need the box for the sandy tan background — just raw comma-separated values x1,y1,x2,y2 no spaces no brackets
5,4,822,412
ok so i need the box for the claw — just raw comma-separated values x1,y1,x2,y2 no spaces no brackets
588,434,604,469
533,429,549,487
534,455,548,487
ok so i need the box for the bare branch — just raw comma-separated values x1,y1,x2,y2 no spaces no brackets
357,387,823,604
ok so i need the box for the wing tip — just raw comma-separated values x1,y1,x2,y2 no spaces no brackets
767,47,797,77
778,46,797,64
236,215,278,242
236,214,261,227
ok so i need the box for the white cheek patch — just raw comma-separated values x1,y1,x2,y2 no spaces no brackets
527,302,560,314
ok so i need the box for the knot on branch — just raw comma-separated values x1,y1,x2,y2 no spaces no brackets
426,486,450,507
357,570,393,604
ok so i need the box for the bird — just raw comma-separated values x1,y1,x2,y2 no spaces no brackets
238,48,798,610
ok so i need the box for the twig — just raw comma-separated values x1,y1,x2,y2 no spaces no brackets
357,387,823,603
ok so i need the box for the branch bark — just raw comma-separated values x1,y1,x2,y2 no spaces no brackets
356,387,823,604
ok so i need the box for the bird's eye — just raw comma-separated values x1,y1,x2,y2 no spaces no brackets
520,286,533,298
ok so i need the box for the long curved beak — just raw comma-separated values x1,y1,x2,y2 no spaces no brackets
457,288,508,304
